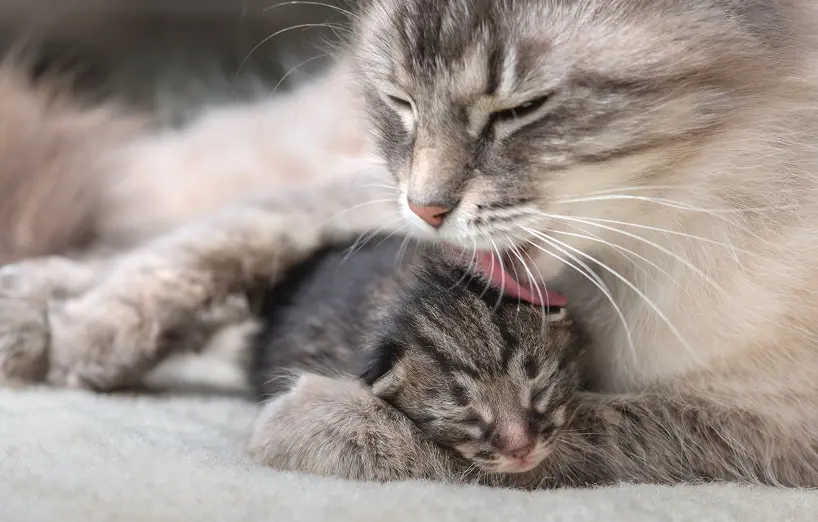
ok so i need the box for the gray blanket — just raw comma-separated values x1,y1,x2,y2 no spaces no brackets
2,388,816,522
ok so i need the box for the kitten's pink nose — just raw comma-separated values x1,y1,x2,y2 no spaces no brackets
407,201,453,228
507,441,536,460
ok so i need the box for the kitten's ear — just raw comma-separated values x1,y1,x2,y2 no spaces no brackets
359,339,403,387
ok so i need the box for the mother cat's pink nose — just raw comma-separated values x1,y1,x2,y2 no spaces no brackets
407,201,453,228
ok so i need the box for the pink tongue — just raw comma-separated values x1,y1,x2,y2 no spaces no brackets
473,252,567,308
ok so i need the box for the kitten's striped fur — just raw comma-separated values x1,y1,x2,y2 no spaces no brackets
251,236,580,476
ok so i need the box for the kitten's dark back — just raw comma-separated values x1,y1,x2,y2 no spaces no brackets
251,236,420,396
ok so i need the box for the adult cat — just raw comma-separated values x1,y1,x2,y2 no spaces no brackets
3,0,818,486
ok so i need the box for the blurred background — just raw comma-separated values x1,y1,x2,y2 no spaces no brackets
0,0,355,123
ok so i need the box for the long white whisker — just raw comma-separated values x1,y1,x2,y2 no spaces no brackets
341,214,403,263
520,227,637,360
478,234,496,301
543,226,687,292
550,194,797,214
315,198,397,230
449,239,479,291
552,213,756,257
395,235,412,268
238,23,349,76
263,1,361,20
528,228,694,358
488,237,507,312
270,53,330,97
532,212,729,297
507,243,549,335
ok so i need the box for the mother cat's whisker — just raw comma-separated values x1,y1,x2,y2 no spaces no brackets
371,224,410,251
269,53,333,97
448,238,479,291
519,227,637,360
561,185,709,198
238,22,351,76
545,195,785,245
530,211,729,297
549,194,798,214
263,1,362,21
533,212,756,258
528,229,695,360
540,226,689,293
476,233,498,302
394,234,415,268
341,213,404,263
315,197,398,230
521,246,556,337
488,237,509,312
507,242,550,333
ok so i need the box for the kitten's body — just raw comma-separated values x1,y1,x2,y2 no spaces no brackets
251,236,418,396
2,0,818,488
251,236,579,478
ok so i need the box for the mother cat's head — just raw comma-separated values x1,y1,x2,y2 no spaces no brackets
351,0,814,279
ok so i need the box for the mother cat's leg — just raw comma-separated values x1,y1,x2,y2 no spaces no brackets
512,392,818,488
0,252,254,386
248,374,464,482
0,254,120,384
250,376,818,488
32,176,399,390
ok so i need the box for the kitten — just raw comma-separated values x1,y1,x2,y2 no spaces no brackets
250,235,579,477
5,0,818,488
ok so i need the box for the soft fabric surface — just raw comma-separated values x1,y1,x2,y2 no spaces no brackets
1,388,816,522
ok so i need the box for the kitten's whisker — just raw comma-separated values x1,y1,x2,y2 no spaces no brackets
263,1,361,21
520,227,637,360
530,212,729,297
530,229,695,359
459,462,479,481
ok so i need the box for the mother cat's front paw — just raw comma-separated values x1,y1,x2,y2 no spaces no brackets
0,294,49,385
248,374,459,483
45,296,162,390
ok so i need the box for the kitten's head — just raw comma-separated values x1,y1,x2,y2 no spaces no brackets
352,0,804,278
361,259,581,474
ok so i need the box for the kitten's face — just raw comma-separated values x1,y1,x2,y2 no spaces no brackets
363,263,580,474
353,0,789,278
